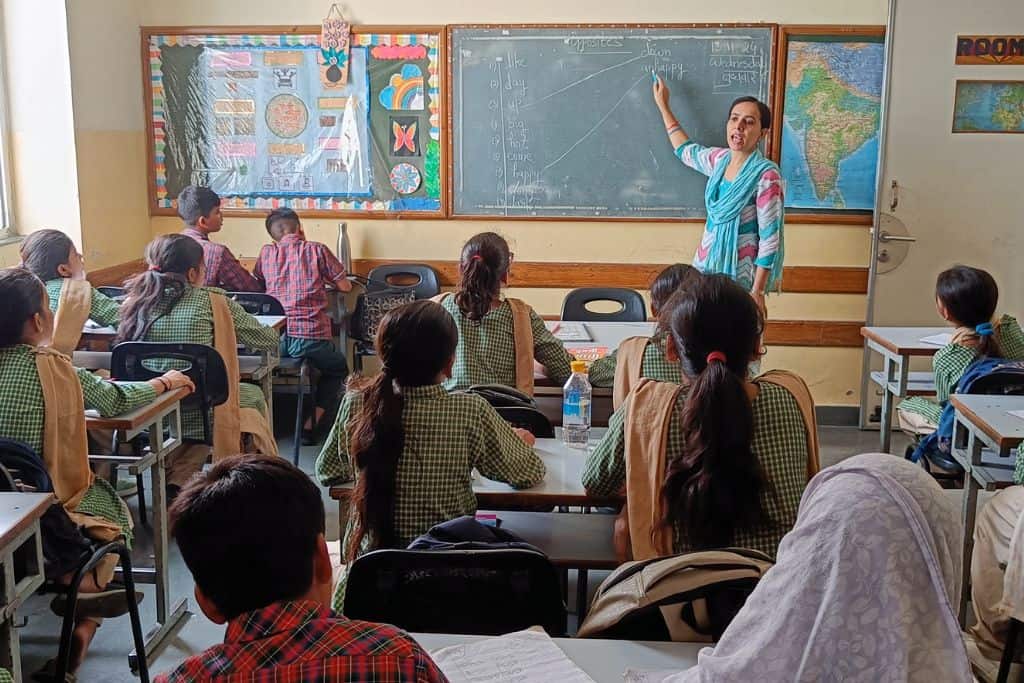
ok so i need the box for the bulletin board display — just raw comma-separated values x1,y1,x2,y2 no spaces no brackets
143,26,445,216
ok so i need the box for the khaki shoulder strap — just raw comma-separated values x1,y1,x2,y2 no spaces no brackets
754,369,820,479
34,347,92,509
209,293,245,462
505,297,535,396
622,378,686,562
612,337,650,411
51,279,93,355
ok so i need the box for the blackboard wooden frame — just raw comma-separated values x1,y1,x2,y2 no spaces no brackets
141,24,449,219
772,25,885,226
445,23,779,223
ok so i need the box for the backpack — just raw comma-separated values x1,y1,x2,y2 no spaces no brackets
407,515,541,554
576,548,773,642
910,358,1024,465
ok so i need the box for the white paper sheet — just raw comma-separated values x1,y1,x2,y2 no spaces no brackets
551,321,592,342
430,630,596,683
920,333,953,347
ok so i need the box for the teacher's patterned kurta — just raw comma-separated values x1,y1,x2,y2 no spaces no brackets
676,142,783,292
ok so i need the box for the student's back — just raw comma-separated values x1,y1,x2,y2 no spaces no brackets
583,275,817,560
316,300,544,608
439,232,572,393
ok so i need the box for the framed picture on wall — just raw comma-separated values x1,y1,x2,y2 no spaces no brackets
772,25,886,225
952,80,1024,133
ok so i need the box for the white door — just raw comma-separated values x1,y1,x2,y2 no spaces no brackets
862,0,1024,423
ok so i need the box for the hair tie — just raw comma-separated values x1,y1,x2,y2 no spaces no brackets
976,322,994,337
706,351,727,365
470,254,483,262
148,264,162,272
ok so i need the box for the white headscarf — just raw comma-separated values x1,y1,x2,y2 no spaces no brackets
665,453,971,683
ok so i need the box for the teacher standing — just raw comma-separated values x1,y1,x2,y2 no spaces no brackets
653,76,784,317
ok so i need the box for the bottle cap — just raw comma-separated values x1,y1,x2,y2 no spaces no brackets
571,360,588,373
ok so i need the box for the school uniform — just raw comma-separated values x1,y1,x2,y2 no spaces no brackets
583,376,816,559
44,278,121,355
45,278,120,327
588,331,683,408
254,234,349,415
134,285,279,483
438,294,572,393
0,344,156,580
316,384,546,609
156,600,447,682
182,227,263,292
899,314,1024,432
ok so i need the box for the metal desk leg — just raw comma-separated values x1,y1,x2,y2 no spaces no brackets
959,425,982,626
879,356,896,452
260,350,275,427
576,569,589,624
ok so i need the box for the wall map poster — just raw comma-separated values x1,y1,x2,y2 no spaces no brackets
146,30,443,214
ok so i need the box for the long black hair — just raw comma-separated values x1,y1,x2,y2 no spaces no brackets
729,96,772,129
662,274,770,549
346,300,458,559
20,229,75,282
454,232,511,321
117,235,204,343
936,265,1001,357
650,263,702,319
0,268,47,347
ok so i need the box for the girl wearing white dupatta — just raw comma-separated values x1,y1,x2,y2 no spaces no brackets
664,453,970,683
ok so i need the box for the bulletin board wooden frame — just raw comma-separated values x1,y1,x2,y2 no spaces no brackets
771,25,886,226
141,24,449,219
445,23,779,223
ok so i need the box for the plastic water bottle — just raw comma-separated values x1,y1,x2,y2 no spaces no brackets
563,360,592,448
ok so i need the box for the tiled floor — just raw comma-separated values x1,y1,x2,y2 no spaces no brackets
17,425,909,682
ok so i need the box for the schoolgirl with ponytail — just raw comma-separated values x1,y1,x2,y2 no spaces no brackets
583,274,816,560
315,299,545,609
436,232,573,394
899,265,1024,434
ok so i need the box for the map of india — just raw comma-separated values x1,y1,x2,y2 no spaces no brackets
781,40,884,211
954,81,1024,133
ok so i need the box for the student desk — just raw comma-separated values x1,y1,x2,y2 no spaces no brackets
86,387,188,672
0,493,51,681
947,394,1024,624
536,321,658,427
413,633,701,682
860,326,946,453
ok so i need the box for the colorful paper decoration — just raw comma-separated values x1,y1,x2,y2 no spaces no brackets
389,163,422,194
379,64,425,110
390,117,420,156
320,4,351,88
265,94,309,139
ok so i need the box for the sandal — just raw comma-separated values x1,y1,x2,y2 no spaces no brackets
31,659,75,683
49,582,143,619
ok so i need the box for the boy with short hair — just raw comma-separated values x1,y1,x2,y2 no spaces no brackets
255,208,352,442
157,455,447,682
178,185,263,292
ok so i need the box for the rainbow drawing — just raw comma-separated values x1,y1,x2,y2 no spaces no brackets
378,64,424,111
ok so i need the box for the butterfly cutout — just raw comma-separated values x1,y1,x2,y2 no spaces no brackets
392,121,418,154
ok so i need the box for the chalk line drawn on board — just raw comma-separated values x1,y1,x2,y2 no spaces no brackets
522,53,646,110
378,64,425,110
389,163,422,194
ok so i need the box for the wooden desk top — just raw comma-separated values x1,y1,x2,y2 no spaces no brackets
85,387,189,431
0,493,53,552
950,394,1024,451
860,326,950,356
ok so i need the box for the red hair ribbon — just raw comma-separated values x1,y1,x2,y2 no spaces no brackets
470,254,483,262
148,264,162,272
706,351,727,365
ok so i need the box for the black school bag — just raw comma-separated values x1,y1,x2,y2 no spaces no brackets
576,548,773,642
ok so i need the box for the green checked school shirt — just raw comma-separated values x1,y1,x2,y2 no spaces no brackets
438,295,573,392
582,381,810,559
0,344,157,543
45,278,121,328
588,332,683,388
131,286,279,440
900,315,1024,426
316,384,546,609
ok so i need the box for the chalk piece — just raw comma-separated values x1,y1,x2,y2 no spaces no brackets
651,70,657,83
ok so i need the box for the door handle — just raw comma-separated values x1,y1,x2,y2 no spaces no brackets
878,231,916,243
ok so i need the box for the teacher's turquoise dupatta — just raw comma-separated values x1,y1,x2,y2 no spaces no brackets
703,149,784,291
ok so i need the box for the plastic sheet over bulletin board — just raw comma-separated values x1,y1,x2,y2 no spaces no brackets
144,27,445,216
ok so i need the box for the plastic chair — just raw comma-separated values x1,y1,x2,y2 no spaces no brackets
494,406,555,438
96,285,126,301
228,291,318,466
344,548,567,636
998,616,1023,682
366,263,441,300
561,288,646,323
0,440,150,683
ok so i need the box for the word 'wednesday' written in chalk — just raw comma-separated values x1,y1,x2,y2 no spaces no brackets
956,35,1024,65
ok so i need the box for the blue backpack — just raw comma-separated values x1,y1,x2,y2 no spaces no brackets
910,358,1024,465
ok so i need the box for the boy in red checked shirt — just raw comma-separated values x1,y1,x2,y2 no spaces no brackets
178,186,263,292
156,455,448,683
254,208,352,443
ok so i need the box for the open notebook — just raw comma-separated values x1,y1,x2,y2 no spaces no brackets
429,629,596,683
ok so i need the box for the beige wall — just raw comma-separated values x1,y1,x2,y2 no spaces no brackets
60,0,886,407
